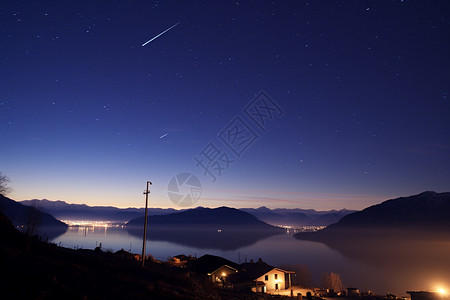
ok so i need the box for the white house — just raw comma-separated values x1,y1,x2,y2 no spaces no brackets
253,267,294,292
193,255,295,293
240,260,294,293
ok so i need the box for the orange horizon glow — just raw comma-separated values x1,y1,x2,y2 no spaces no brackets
9,188,396,211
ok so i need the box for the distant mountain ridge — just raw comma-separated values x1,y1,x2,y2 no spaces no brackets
21,199,355,225
20,199,180,221
296,191,450,241
240,206,356,226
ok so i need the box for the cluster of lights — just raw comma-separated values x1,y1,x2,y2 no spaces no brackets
277,225,326,233
61,220,125,227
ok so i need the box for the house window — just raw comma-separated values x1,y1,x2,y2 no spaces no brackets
274,274,278,280
265,275,268,281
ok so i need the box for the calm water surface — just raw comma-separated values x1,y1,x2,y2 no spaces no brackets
51,225,450,296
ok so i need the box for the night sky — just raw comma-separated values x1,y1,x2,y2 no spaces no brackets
1,1,449,210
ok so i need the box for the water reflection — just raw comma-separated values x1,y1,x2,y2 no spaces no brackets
50,225,450,296
32,226,68,240
127,226,283,250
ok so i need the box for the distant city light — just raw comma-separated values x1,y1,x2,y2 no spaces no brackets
61,220,125,227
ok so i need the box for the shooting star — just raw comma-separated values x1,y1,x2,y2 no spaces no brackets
159,133,169,139
142,22,180,47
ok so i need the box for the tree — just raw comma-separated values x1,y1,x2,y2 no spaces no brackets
25,200,42,254
0,172,11,195
321,272,344,292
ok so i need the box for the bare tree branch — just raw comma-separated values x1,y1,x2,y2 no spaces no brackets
321,272,344,292
0,172,12,195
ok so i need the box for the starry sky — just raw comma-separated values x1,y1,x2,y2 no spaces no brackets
1,1,449,210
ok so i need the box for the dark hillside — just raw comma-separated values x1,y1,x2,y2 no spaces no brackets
0,212,266,299
0,195,68,239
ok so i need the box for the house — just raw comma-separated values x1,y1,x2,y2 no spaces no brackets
240,259,295,293
252,267,295,292
208,264,239,284
191,255,295,292
190,254,241,286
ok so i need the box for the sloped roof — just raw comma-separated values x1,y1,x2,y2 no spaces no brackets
240,261,295,279
192,254,241,274
241,261,274,279
209,264,238,275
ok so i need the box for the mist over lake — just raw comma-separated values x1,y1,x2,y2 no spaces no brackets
51,224,450,296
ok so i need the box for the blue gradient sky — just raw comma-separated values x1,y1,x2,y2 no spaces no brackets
1,1,449,209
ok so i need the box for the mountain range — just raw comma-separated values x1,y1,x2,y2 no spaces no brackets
20,199,354,226
240,206,355,226
20,199,178,222
8,191,450,247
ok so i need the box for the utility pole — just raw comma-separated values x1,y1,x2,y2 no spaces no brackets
141,181,152,267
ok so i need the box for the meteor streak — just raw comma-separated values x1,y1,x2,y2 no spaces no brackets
142,22,180,47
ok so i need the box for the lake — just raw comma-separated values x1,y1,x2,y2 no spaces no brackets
51,224,450,296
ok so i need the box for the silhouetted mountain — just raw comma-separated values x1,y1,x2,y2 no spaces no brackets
296,191,450,242
126,207,283,250
0,195,68,239
240,207,355,226
20,199,180,222
127,206,281,230
328,191,450,230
